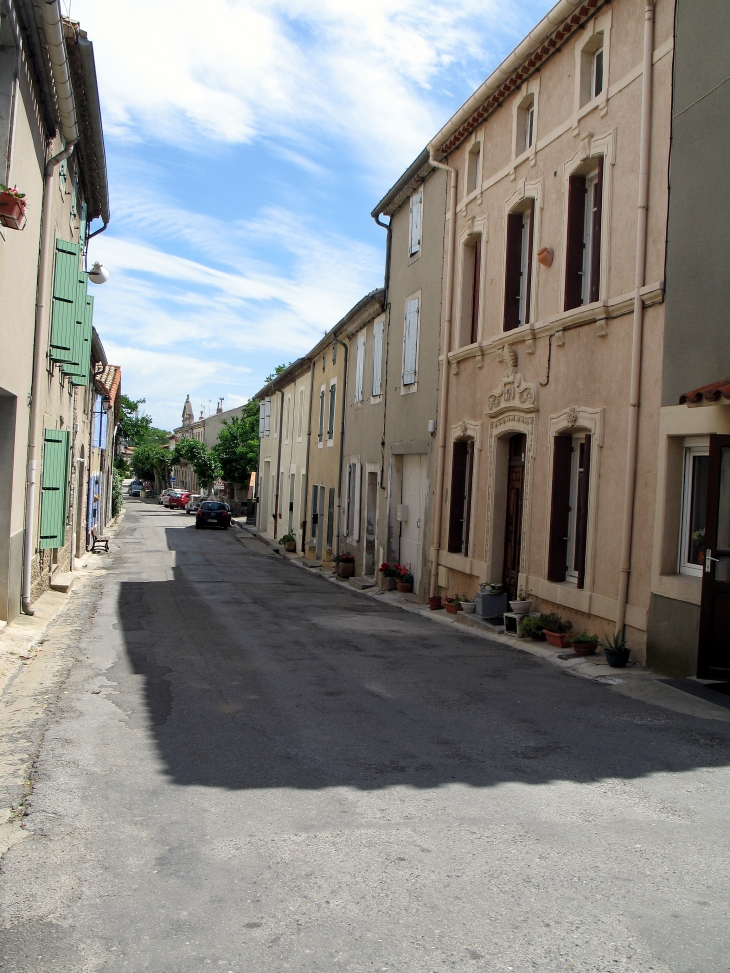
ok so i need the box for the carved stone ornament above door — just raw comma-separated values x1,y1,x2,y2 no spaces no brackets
486,346,538,416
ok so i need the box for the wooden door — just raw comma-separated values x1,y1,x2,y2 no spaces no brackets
502,434,526,598
365,472,377,577
400,454,428,590
698,435,730,678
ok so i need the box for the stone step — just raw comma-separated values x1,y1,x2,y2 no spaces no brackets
349,577,374,590
50,572,75,594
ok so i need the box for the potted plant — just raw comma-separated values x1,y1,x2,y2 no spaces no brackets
541,613,573,648
0,185,26,229
518,614,545,640
460,592,476,613
600,630,631,668
509,586,533,614
396,569,414,593
279,532,297,553
428,595,443,610
378,562,398,590
570,631,599,656
476,582,510,618
336,552,355,578
443,594,462,615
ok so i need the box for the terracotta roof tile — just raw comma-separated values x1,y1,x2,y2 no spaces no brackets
679,380,730,405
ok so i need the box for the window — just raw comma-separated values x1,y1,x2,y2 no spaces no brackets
548,434,592,588
516,95,535,155
327,381,336,441
564,159,603,311
403,297,419,386
311,484,319,538
467,142,481,195
344,462,362,541
470,238,481,343
592,47,604,99
448,440,474,556
258,397,271,438
284,396,291,443
327,486,336,548
680,441,709,577
297,388,304,440
409,190,422,256
354,332,365,404
580,33,605,107
504,202,534,331
372,318,384,397
318,386,325,443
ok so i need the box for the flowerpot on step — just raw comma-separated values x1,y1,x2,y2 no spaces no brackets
544,630,572,648
396,581,412,593
337,562,355,578
461,601,476,613
571,641,598,656
444,601,462,615
509,600,533,613
604,646,631,668
428,596,442,610
284,541,297,552
379,575,396,590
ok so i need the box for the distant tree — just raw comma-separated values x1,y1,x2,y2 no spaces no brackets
131,442,171,487
212,401,259,487
119,395,170,446
171,438,221,491
264,362,291,383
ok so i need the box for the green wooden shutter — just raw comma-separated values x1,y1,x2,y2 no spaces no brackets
64,270,92,385
50,240,82,364
39,429,70,549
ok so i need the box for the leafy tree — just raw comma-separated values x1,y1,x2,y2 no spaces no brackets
211,401,259,487
119,395,170,446
171,438,221,491
131,442,171,486
264,362,291,383
111,469,124,518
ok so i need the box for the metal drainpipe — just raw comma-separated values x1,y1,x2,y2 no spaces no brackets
615,0,655,637
373,213,392,492
273,389,284,539
22,139,77,615
300,358,315,553
333,337,348,561
427,154,458,599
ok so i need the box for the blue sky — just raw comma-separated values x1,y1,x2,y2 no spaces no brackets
74,0,554,431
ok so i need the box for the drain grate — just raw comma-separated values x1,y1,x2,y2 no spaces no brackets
660,679,730,710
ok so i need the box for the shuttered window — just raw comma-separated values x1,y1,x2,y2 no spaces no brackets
318,387,325,443
564,159,603,311
39,429,70,549
447,440,474,555
354,333,365,403
548,436,572,581
353,462,362,542
548,434,592,587
504,202,534,330
49,239,82,364
470,238,481,343
327,382,336,440
372,319,384,396
264,397,271,437
259,401,265,437
327,486,335,548
403,298,419,386
311,484,319,537
409,190,422,256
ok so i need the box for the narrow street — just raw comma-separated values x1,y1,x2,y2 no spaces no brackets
1,501,729,973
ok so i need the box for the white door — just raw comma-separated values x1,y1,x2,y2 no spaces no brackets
399,454,428,590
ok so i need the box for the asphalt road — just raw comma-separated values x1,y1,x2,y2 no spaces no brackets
1,499,729,972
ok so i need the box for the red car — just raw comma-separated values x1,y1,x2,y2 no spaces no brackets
168,491,191,510
195,500,232,529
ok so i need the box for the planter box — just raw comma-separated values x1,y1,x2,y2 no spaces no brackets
544,630,572,648
378,575,396,590
444,601,462,614
0,192,26,230
396,582,412,593
337,562,355,578
284,541,297,552
476,590,510,618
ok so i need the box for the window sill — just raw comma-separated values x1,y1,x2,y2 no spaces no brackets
401,383,418,395
651,572,702,606
369,395,383,405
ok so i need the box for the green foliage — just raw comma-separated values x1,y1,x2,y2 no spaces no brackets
600,629,628,652
518,615,545,639
211,401,259,486
119,395,170,446
114,455,130,476
131,442,171,482
571,630,598,644
264,362,291,383
279,532,296,545
540,612,573,634
111,469,124,518
171,438,221,490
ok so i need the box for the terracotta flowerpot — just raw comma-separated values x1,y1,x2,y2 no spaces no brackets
428,596,443,610
544,630,572,648
284,541,296,552
396,581,412,593
536,246,554,267
0,192,25,230
444,601,462,615
571,641,598,656
337,562,355,578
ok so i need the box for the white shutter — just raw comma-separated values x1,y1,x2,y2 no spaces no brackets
372,319,383,396
344,463,352,536
409,191,422,256
258,401,265,437
403,298,419,386
354,462,362,542
264,397,271,436
355,333,365,403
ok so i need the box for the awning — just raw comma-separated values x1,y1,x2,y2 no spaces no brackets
679,380,730,406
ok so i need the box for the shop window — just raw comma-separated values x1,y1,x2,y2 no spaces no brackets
679,441,709,577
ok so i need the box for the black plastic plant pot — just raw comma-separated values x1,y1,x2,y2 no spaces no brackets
604,647,631,668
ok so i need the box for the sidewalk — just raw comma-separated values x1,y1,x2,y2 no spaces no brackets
233,519,730,724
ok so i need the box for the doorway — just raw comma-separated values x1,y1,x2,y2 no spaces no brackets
316,485,325,560
399,453,428,591
365,472,378,577
288,473,295,534
502,433,526,598
698,434,730,678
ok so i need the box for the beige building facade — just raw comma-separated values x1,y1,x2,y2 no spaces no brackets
428,0,673,661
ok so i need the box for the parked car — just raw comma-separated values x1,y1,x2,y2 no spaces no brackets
186,494,204,515
158,489,173,505
195,501,232,529
168,491,191,510
127,480,144,497
162,490,181,507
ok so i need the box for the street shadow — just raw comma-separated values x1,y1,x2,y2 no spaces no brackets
112,523,730,791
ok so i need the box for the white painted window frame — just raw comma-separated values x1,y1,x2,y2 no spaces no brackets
679,438,710,578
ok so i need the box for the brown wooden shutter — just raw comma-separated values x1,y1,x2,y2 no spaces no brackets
564,174,586,311
503,213,523,331
448,441,468,553
463,441,475,556
590,158,603,303
470,238,481,344
524,199,535,324
548,436,573,582
576,433,592,589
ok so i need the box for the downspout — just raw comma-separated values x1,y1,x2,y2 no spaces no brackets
253,401,263,530
333,337,349,561
273,389,284,539
301,358,315,553
373,212,392,492
615,0,655,637
427,154,458,598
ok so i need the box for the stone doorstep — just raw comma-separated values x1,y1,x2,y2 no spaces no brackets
349,577,374,590
49,572,75,594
